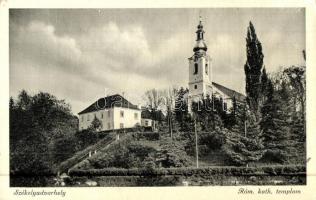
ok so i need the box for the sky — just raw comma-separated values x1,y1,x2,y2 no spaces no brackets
9,8,305,115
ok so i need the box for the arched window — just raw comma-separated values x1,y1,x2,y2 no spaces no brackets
205,64,208,75
194,63,198,74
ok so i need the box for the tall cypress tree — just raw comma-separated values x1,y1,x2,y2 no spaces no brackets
244,21,265,121
261,67,269,103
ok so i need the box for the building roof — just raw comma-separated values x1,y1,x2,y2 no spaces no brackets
78,94,139,115
141,109,165,121
212,82,246,102
141,109,153,119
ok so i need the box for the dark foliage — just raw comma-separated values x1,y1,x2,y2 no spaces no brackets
89,138,157,169
156,137,192,168
132,132,160,141
199,131,226,151
260,80,291,163
244,21,265,121
10,90,78,181
58,133,115,173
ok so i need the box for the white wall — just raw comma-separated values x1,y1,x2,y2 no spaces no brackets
78,108,114,131
188,55,212,98
113,107,141,130
79,107,141,131
141,118,152,127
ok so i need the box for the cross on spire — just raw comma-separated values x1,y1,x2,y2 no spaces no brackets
199,11,202,23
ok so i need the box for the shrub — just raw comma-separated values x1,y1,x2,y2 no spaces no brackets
199,131,225,150
157,138,192,168
260,149,285,164
89,139,158,169
133,132,160,141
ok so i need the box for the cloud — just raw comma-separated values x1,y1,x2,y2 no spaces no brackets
78,22,190,79
210,34,245,75
10,11,305,114
10,20,191,113
10,21,107,86
12,21,81,68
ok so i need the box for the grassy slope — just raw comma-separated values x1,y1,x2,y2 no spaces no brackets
58,132,116,173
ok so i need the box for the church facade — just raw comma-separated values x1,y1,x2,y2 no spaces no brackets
188,18,245,112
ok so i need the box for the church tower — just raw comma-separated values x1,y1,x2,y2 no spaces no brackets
188,17,212,112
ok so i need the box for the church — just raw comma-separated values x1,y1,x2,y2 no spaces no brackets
187,18,245,112
78,18,245,132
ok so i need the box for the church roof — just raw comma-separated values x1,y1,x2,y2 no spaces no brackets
78,94,139,115
212,82,246,102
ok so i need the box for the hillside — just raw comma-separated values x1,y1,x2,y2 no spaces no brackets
59,131,232,174
58,132,117,173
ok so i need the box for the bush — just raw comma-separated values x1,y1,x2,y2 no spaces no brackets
133,132,160,141
157,138,192,168
260,149,285,164
199,131,225,150
75,128,100,149
89,139,158,169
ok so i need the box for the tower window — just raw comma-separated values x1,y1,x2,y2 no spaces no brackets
194,63,198,74
205,64,208,75
194,85,197,89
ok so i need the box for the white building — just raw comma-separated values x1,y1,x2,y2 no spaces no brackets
140,109,159,131
78,94,141,131
188,18,245,112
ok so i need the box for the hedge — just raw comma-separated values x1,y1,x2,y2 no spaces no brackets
69,165,306,177
70,175,182,187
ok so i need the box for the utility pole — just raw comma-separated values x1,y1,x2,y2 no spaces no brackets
168,106,173,140
170,110,173,140
194,117,199,168
244,103,247,138
244,120,247,138
244,104,249,168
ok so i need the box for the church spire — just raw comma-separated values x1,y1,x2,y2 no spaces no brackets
196,15,204,40
193,15,207,53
